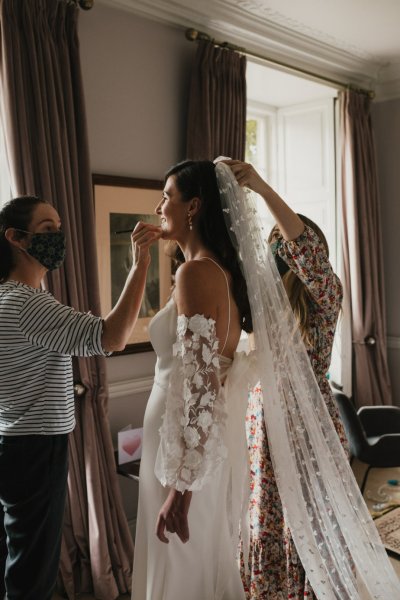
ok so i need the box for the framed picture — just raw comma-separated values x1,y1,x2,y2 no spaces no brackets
93,174,172,354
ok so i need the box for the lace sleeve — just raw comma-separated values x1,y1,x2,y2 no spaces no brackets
154,314,228,493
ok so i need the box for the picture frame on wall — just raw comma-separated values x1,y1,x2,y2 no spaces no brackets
93,174,172,355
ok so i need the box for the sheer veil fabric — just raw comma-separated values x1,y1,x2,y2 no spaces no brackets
214,162,399,599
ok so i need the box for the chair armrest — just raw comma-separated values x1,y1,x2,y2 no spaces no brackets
358,406,400,436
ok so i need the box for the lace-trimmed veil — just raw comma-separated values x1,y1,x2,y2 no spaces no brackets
214,161,399,599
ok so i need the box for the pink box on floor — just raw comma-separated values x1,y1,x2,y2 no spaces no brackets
118,427,143,464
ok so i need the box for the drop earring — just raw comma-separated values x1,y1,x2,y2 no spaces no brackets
188,212,193,231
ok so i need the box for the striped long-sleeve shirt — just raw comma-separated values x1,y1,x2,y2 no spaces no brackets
0,280,110,435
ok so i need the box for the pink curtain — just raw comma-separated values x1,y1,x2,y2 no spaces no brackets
186,39,246,160
0,1,133,597
340,90,392,407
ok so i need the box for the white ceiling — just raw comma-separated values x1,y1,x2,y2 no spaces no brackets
98,0,400,100
243,0,400,63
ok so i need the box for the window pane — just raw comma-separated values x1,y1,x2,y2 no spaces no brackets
245,119,258,165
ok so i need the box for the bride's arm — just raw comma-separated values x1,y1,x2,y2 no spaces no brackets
155,261,227,542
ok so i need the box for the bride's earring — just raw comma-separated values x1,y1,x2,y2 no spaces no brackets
188,212,193,231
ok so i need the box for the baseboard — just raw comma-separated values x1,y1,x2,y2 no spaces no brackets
108,376,154,400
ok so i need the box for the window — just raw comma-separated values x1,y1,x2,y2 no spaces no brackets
245,105,274,184
246,93,347,390
246,101,277,233
247,98,337,267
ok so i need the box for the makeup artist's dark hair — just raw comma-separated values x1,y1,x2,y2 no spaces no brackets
0,196,45,282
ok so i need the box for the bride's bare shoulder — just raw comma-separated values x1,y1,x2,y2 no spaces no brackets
174,260,221,316
175,259,225,288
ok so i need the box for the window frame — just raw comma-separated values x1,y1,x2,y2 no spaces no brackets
246,96,346,390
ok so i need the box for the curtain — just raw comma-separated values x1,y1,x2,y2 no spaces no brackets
0,1,133,598
186,39,246,160
339,90,392,407
0,120,11,204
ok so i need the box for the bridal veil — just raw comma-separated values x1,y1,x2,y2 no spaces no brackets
215,161,399,599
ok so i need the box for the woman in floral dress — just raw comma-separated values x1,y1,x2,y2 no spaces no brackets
227,160,348,600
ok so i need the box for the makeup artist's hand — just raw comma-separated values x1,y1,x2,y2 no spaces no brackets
131,221,162,266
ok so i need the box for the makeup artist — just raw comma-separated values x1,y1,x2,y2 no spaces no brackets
0,195,161,600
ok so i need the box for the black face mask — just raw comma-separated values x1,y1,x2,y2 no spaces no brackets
16,229,66,271
270,240,290,277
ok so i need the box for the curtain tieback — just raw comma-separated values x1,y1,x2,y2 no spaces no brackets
73,382,86,397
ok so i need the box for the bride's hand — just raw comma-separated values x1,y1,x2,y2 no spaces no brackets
223,160,267,196
155,488,192,544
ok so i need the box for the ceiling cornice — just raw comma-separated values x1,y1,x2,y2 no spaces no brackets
97,0,399,97
230,1,377,62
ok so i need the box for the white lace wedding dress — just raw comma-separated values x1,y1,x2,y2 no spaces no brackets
131,285,251,600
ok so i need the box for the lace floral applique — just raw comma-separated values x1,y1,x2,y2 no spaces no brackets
155,314,228,492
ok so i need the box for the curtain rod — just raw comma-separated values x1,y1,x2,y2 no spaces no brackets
186,28,374,99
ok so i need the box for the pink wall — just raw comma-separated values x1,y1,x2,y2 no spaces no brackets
78,3,196,527
78,3,195,389
79,3,194,179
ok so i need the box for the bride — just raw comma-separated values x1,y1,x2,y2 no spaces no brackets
132,159,399,600
131,160,252,599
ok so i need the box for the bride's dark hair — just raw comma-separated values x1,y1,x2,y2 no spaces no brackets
165,160,253,333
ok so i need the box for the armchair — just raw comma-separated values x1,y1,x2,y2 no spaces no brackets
332,390,400,494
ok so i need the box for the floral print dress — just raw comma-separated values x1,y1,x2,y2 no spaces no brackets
240,225,348,600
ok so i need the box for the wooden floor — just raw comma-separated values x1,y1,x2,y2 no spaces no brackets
53,461,400,599
352,460,400,584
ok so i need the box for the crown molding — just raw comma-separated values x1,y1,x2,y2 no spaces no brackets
231,0,377,62
97,0,394,93
205,19,376,87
